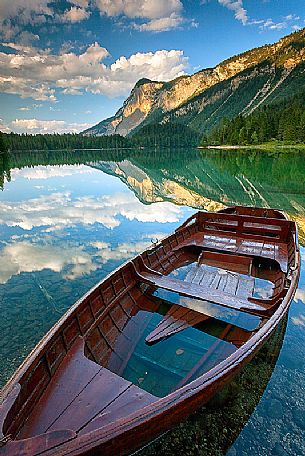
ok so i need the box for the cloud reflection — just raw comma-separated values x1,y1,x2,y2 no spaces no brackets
0,234,170,284
11,165,94,180
0,241,97,284
0,191,182,231
293,288,305,304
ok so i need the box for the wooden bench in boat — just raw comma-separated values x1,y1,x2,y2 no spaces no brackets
17,337,157,440
132,250,285,317
135,269,266,315
175,212,293,273
145,303,252,346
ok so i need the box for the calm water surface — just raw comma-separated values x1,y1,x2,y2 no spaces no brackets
0,148,304,455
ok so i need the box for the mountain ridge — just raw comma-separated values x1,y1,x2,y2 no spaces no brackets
83,28,305,137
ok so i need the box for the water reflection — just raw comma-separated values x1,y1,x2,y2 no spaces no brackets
0,148,304,455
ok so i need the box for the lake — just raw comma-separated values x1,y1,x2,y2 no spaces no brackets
0,148,304,455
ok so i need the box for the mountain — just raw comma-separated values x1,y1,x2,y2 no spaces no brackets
83,29,305,137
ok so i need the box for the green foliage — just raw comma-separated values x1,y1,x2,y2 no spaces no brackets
1,123,199,152
204,91,305,146
0,131,7,152
131,123,200,147
2,133,132,151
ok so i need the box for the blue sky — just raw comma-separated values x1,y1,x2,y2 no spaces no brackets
0,0,304,134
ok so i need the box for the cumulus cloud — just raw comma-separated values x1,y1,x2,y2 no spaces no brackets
94,0,186,32
0,118,11,133
61,7,91,23
0,241,97,284
0,190,182,231
0,42,188,100
0,0,189,35
0,0,53,25
11,119,91,133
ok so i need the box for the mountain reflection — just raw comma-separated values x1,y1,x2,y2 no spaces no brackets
2,147,304,241
2,148,304,210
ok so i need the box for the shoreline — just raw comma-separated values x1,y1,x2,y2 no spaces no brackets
199,144,305,150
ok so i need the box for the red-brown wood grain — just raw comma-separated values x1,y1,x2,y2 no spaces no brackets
0,206,300,456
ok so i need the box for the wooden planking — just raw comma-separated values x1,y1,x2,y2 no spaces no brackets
47,369,132,434
0,430,76,456
175,232,288,272
79,385,157,435
18,337,101,439
146,305,210,344
145,305,190,343
138,272,266,315
185,265,254,300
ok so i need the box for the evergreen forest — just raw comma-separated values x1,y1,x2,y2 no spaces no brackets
202,92,305,146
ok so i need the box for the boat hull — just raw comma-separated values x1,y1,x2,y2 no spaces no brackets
0,206,300,456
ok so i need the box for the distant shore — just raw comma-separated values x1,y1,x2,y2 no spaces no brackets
199,143,305,150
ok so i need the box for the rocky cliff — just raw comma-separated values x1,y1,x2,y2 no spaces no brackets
83,28,305,137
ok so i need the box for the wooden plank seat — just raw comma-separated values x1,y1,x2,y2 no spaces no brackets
174,232,288,273
18,337,157,440
133,267,267,316
145,304,209,344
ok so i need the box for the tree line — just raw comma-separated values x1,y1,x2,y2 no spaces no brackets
131,123,199,148
202,92,305,146
0,123,199,152
0,132,132,152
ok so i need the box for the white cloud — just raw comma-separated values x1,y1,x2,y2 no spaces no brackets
259,18,287,31
0,0,188,36
0,190,182,231
0,42,188,100
0,241,98,284
284,14,300,21
0,118,12,133
292,25,302,32
61,7,91,23
11,119,91,134
135,13,184,32
94,0,182,19
218,0,248,25
0,1,52,24
94,0,187,32
18,103,43,111
257,13,303,32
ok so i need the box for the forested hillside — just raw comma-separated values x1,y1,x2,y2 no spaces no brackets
203,92,305,145
131,123,199,147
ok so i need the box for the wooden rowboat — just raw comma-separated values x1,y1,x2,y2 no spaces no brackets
0,206,300,456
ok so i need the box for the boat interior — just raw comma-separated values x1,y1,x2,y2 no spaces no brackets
0,207,297,453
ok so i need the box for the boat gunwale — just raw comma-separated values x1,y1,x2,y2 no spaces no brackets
44,243,300,456
0,208,300,455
